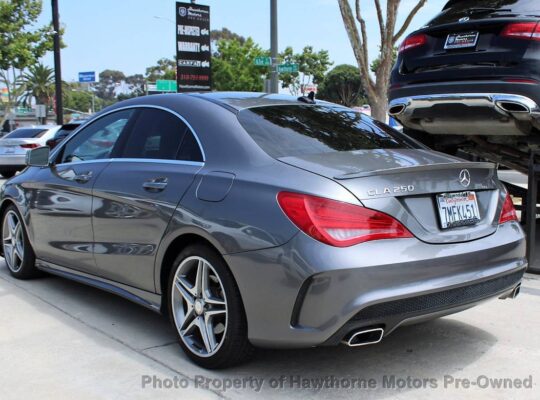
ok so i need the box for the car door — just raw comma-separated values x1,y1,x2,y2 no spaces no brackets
28,109,135,272
90,106,204,291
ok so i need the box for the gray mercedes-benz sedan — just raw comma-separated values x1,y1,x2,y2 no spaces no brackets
0,92,526,369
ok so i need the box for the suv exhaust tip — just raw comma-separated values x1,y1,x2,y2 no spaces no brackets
496,101,530,114
388,104,407,116
342,327,384,347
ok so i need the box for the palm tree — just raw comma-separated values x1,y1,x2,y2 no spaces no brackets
22,63,55,123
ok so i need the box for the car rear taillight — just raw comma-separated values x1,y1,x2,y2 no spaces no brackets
277,192,413,247
501,22,540,41
499,193,518,224
19,143,40,149
398,33,427,53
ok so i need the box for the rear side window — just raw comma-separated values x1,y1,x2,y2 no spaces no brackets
119,109,188,160
431,0,538,26
4,128,48,139
237,105,414,159
177,131,203,162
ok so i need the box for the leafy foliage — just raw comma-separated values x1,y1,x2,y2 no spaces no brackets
0,0,56,120
145,58,176,82
318,64,366,107
212,38,267,91
22,63,55,106
279,46,332,96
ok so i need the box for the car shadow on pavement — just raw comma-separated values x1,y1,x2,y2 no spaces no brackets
1,264,499,399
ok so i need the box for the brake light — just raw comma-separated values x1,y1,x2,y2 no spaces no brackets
501,22,540,41
19,143,40,149
503,78,538,84
277,192,413,247
399,33,428,53
499,193,518,224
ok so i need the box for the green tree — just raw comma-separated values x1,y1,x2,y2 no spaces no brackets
318,64,366,107
95,69,125,100
63,85,104,114
211,28,246,46
21,63,55,122
279,46,332,96
22,63,55,105
145,58,176,82
212,38,266,91
370,47,398,73
0,0,56,123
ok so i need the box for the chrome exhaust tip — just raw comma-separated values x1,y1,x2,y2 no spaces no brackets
499,283,521,300
342,327,384,347
388,104,407,116
496,101,530,114
511,283,521,299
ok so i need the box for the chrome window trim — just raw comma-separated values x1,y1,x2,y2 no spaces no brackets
50,104,206,164
54,158,204,168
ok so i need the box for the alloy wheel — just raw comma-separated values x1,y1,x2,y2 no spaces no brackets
3,210,25,273
171,256,228,357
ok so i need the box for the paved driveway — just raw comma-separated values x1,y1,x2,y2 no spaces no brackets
1,262,539,400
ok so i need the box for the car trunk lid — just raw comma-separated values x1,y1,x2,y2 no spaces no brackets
279,149,501,244
400,16,538,83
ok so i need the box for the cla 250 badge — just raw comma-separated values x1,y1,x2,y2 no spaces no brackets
367,185,415,197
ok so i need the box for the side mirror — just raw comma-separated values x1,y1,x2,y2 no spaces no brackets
26,146,50,167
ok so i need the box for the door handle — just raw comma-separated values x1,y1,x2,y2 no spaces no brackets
142,177,168,192
74,171,93,183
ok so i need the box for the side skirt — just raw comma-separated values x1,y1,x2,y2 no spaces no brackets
36,259,163,313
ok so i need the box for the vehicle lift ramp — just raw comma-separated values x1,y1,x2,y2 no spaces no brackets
501,152,540,274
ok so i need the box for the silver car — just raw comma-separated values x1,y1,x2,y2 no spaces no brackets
0,125,60,178
0,93,526,369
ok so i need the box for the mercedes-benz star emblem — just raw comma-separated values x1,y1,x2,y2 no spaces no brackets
459,169,471,187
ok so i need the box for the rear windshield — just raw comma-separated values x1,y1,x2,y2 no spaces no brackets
430,0,538,26
4,128,48,139
237,105,415,159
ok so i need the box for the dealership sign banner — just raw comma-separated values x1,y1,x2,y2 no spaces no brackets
176,2,211,92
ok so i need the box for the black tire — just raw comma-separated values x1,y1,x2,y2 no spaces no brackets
0,170,16,178
167,243,253,369
1,205,40,279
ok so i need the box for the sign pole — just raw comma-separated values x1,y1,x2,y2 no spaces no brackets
270,0,279,94
52,0,63,124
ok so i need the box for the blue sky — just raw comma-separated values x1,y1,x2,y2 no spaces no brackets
37,0,444,82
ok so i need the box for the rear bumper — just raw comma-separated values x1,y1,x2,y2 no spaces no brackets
388,81,540,135
225,221,526,348
0,154,26,167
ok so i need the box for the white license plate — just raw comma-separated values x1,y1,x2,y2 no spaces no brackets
436,191,481,229
444,31,479,50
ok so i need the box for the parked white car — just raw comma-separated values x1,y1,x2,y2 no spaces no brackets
0,125,60,178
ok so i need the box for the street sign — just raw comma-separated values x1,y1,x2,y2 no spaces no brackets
78,71,96,83
176,2,211,92
156,80,178,92
254,56,271,67
277,64,299,73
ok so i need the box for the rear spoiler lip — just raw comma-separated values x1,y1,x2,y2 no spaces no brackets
334,162,497,180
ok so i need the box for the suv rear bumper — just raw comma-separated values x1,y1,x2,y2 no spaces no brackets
388,81,540,135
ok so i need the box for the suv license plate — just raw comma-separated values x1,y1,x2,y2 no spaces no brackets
444,31,479,49
437,191,481,229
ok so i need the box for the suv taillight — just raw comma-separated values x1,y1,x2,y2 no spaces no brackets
499,194,518,224
277,192,413,247
19,143,40,149
398,33,428,53
501,22,540,41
